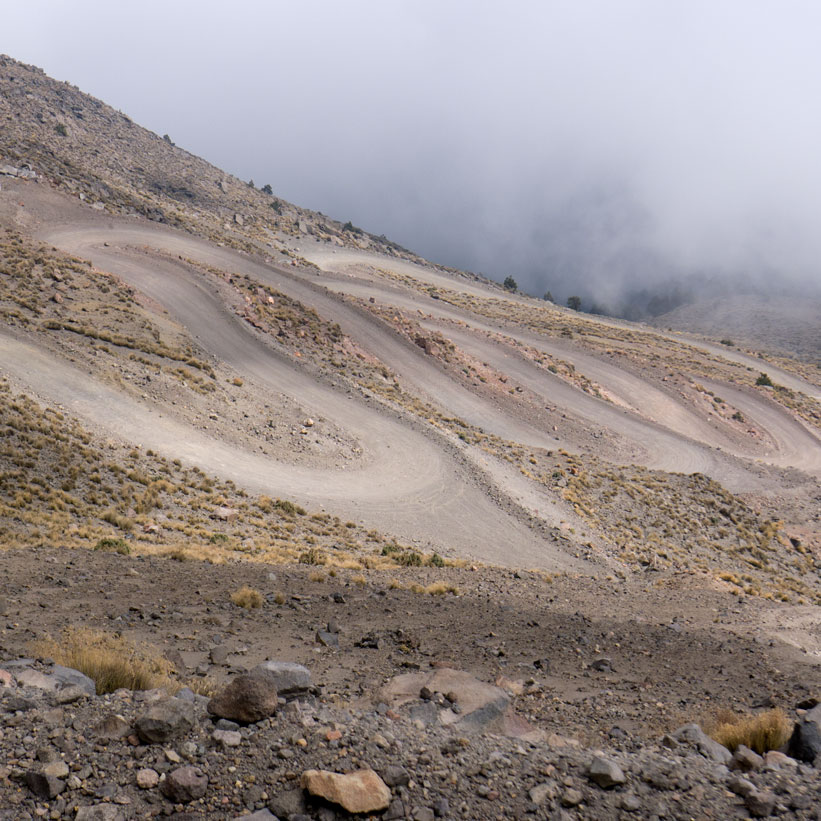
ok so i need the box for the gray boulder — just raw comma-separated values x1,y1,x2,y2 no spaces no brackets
135,697,195,743
253,661,311,696
588,755,626,788
51,664,96,695
672,723,732,764
788,703,821,763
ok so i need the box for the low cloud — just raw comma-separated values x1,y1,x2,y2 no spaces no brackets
5,1,821,314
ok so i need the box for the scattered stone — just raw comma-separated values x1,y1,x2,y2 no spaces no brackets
74,806,123,821
588,755,627,788
381,764,410,787
267,786,306,818
210,645,230,665
43,760,69,779
620,793,642,812
732,744,764,771
213,728,242,747
762,750,797,770
208,671,279,723
745,790,776,817
316,629,339,648
728,775,756,797
24,770,65,799
232,811,277,821
212,506,239,522
301,768,391,814
528,782,554,803
135,697,195,743
136,768,159,789
590,657,613,672
161,766,208,802
561,788,584,807
95,714,131,740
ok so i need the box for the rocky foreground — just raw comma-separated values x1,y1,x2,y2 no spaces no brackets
2,654,821,820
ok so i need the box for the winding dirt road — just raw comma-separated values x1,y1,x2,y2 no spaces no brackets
2,184,819,571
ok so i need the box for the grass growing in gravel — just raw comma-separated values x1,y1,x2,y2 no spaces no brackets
33,627,178,694
230,585,263,609
706,708,792,754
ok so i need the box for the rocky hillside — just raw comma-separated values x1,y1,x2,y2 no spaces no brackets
0,55,418,264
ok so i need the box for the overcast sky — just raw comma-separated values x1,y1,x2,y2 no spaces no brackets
4,1,821,308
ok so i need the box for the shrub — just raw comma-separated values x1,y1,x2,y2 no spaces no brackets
426,552,445,567
261,184,273,195
720,339,734,346
274,499,306,516
231,586,263,609
54,123,67,137
393,550,422,567
33,627,176,694
299,547,326,565
543,290,554,302
503,276,518,292
93,537,130,555
706,708,791,754
567,295,582,311
756,372,774,387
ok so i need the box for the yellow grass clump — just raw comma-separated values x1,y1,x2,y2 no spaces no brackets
33,627,177,694
231,585,263,609
706,708,792,754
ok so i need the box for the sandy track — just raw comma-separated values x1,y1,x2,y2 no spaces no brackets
305,259,821,481
8,219,590,572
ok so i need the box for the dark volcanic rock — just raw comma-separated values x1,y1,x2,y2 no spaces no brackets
161,766,208,802
134,697,195,743
208,670,278,723
788,703,821,763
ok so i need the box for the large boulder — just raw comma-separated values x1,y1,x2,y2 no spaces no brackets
788,703,821,763
252,661,311,696
208,670,278,723
301,769,391,814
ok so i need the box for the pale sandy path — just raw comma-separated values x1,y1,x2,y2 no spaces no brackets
7,220,588,572
301,254,821,480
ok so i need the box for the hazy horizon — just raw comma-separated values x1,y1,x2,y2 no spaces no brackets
5,1,821,311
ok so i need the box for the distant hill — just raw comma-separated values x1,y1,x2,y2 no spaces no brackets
652,293,821,364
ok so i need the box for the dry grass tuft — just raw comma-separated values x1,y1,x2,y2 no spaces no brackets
231,586,263,609
706,708,792,754
33,627,177,694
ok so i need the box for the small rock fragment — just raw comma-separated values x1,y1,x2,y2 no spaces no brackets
588,755,626,788
136,768,159,789
161,765,208,802
301,768,391,814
